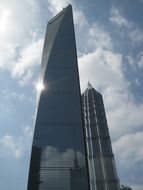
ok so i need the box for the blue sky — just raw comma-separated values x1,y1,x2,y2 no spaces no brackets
0,0,143,189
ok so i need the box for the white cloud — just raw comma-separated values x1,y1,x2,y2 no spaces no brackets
105,87,143,140
12,39,43,77
127,52,143,69
126,55,135,66
0,0,42,84
110,7,130,27
0,8,11,32
110,6,143,46
47,0,72,15
0,126,33,159
87,23,112,51
0,90,26,101
135,78,140,86
11,39,44,85
0,43,16,70
73,7,88,26
131,184,143,190
129,28,143,44
79,48,125,92
23,125,33,144
137,51,143,68
73,4,112,53
19,70,33,86
0,0,40,47
113,131,143,168
0,135,22,158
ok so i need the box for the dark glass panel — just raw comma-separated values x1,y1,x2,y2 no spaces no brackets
94,157,104,180
101,139,113,155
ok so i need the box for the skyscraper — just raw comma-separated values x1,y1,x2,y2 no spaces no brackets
27,4,90,190
82,83,120,190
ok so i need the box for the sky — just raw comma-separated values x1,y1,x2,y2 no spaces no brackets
0,0,143,189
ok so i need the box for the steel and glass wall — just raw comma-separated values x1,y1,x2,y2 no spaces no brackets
27,5,90,190
82,83,120,190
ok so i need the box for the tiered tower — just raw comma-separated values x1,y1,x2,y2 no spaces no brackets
82,83,120,190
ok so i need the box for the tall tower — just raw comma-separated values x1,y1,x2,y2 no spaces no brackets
27,5,90,190
82,83,120,190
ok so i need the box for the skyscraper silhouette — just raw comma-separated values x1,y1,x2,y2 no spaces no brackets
27,4,90,190
82,83,120,190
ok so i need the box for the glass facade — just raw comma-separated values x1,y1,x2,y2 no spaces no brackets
82,83,120,190
27,5,90,190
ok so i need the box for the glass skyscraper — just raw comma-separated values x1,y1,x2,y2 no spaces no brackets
27,4,120,190
82,83,120,190
27,4,90,190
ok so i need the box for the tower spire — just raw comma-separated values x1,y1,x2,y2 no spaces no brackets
87,81,92,89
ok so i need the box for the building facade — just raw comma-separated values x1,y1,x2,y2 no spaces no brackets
27,4,90,190
82,83,120,190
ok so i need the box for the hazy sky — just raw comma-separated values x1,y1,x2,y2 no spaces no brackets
0,0,143,190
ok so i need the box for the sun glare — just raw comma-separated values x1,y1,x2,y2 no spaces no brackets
36,81,44,91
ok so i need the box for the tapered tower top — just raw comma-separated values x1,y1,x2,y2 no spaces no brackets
48,4,72,24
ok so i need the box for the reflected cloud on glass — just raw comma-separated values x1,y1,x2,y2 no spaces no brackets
38,146,88,190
